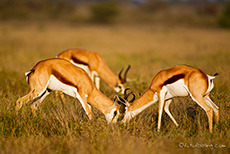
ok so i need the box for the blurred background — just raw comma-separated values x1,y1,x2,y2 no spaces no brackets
0,1,230,153
1,0,230,94
0,0,230,27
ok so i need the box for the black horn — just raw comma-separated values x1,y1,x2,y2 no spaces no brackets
124,88,132,99
124,88,135,103
114,95,127,106
123,65,131,83
118,68,124,81
129,93,135,103
119,65,131,84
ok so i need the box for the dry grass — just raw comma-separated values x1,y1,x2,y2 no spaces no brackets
0,21,229,154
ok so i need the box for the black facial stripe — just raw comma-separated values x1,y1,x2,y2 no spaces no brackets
111,110,118,122
114,110,117,117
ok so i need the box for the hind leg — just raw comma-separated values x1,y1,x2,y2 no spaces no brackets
16,88,47,112
191,95,213,133
31,90,50,115
204,95,219,123
188,72,214,132
16,89,37,111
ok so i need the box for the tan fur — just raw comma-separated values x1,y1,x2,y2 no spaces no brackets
57,49,123,89
125,65,219,133
150,65,208,93
16,58,119,122
128,88,155,111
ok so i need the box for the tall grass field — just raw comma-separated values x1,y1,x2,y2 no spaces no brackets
0,22,229,154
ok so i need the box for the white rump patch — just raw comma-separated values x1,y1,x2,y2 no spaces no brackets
25,71,31,76
208,75,215,80
25,71,33,83
205,75,215,95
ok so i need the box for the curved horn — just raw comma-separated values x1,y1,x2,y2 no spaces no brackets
129,93,135,103
114,95,128,106
118,68,124,81
118,65,131,84
124,88,133,99
124,88,135,103
122,65,131,84
124,88,131,98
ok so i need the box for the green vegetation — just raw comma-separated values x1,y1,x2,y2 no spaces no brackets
90,1,119,23
0,0,229,28
0,0,74,20
0,1,230,153
218,2,230,28
0,21,229,153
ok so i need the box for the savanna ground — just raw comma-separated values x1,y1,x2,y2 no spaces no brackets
0,4,230,153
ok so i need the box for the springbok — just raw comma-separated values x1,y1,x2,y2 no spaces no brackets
57,49,131,93
116,65,219,133
16,58,122,123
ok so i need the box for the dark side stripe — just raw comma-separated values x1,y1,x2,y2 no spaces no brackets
51,69,77,88
163,74,185,85
72,57,88,66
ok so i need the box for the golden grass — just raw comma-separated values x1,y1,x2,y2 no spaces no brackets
0,21,229,154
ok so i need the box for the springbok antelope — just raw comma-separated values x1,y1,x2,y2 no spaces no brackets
116,65,219,133
16,58,122,123
57,49,131,93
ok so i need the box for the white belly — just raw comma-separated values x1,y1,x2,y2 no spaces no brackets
70,60,91,76
48,75,78,98
166,79,188,97
47,75,88,114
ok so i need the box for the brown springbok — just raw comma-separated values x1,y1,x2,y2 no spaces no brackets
16,58,122,123
116,65,219,133
57,49,130,93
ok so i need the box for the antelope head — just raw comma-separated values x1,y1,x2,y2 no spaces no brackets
113,88,135,120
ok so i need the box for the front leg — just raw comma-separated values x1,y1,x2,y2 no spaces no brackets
76,91,92,120
164,99,179,127
91,71,100,89
94,76,100,90
157,87,167,131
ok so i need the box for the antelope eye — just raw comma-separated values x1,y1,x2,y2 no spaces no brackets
115,84,122,89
